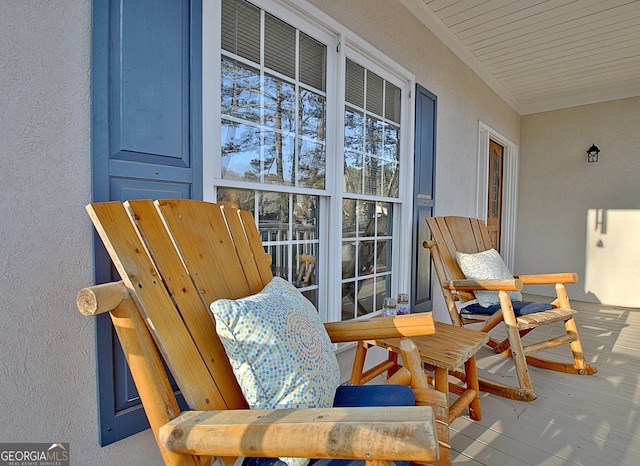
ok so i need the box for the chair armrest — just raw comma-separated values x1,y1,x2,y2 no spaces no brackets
159,406,439,462
443,278,523,292
323,313,435,343
515,273,578,285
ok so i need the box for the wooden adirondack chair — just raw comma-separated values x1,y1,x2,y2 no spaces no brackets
76,199,448,466
425,216,596,402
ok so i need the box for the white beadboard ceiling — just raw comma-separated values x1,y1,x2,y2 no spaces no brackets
400,0,640,114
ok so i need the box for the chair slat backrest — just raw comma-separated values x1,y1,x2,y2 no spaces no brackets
426,216,494,304
88,200,275,414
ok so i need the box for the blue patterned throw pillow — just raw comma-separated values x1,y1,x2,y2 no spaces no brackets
210,277,340,466
456,248,522,307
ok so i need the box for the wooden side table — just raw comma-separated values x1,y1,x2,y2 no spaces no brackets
350,321,490,424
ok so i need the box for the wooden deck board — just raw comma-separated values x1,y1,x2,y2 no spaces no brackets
448,296,640,465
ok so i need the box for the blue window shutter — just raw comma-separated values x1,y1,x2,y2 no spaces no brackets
91,0,202,445
411,84,437,314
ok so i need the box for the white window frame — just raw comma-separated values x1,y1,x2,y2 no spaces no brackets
203,0,416,323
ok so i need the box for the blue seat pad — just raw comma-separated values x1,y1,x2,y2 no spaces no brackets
243,384,414,466
462,300,554,317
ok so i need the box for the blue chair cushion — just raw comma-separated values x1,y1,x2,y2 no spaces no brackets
243,385,414,466
462,300,554,317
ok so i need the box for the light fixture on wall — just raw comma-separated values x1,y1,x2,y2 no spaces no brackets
587,143,600,163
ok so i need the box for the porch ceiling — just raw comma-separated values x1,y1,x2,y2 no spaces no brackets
401,0,640,115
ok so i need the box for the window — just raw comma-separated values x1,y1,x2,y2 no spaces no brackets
341,58,402,320
207,0,413,322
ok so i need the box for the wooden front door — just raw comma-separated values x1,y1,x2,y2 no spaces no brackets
487,139,503,251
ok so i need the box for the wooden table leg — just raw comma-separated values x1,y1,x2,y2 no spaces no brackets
434,366,449,407
465,356,481,421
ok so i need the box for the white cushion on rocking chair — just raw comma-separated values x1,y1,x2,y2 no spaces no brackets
456,248,523,308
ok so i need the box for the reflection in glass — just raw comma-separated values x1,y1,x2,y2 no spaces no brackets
364,155,381,196
258,191,289,242
216,187,255,213
376,239,390,271
342,241,356,279
263,75,295,133
299,90,325,139
365,116,383,156
357,200,376,236
382,159,399,198
221,122,260,181
293,194,318,238
341,199,393,320
344,107,363,151
383,123,399,160
342,199,357,237
266,242,289,281
344,150,362,194
298,139,325,189
378,202,392,235
221,58,260,123
263,131,295,186
293,245,316,287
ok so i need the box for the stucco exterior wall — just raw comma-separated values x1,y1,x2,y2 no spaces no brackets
519,98,640,306
0,1,162,464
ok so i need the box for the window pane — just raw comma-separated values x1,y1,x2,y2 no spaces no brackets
383,123,400,161
342,241,356,279
378,202,392,235
265,13,295,78
341,199,393,320
385,82,401,123
263,130,295,186
365,115,383,156
299,33,326,91
267,242,289,280
363,155,380,196
298,139,325,189
221,0,260,63
342,199,357,238
344,107,363,151
376,239,391,271
221,121,260,181
299,89,325,140
221,58,260,123
258,191,289,241
356,283,375,316
382,158,399,198
344,150,362,194
216,187,255,213
294,246,316,287
293,194,318,239
366,70,384,116
345,59,364,108
264,74,295,133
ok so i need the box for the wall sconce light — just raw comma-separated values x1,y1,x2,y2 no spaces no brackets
587,143,600,163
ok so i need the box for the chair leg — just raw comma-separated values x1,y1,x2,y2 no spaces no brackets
565,316,597,375
555,284,597,375
499,292,535,394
